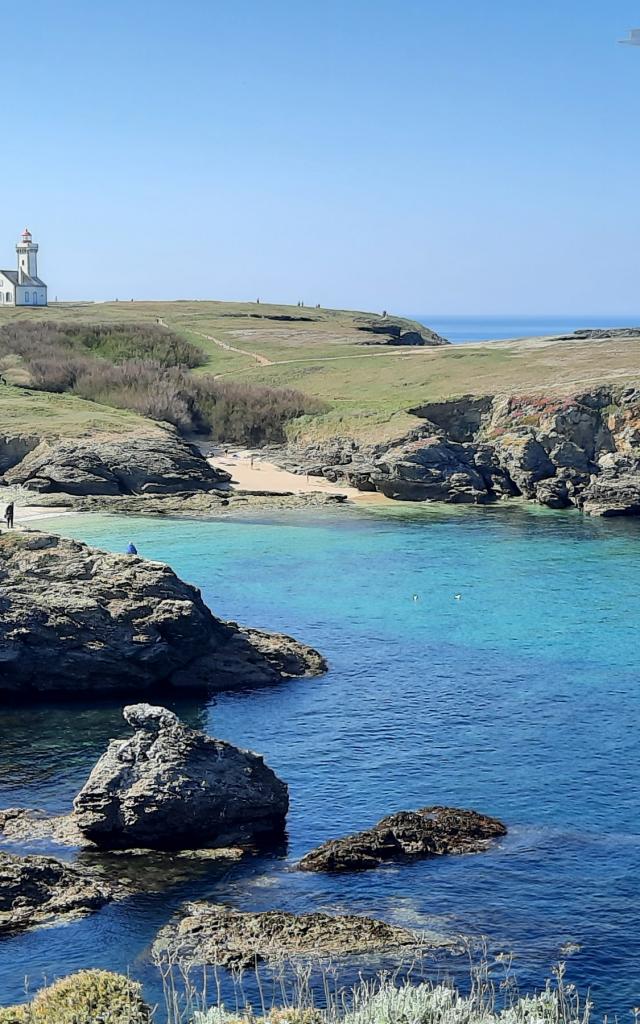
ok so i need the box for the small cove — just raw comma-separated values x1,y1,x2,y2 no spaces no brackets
1,503,639,1012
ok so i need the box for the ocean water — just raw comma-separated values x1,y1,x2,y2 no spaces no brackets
413,314,640,344
1,504,640,1013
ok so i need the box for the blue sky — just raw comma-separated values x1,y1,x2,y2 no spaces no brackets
3,0,640,313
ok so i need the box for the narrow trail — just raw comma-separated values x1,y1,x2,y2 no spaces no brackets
191,329,274,366
211,347,428,378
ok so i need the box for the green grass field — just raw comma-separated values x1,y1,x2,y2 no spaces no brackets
2,300,640,443
0,384,158,438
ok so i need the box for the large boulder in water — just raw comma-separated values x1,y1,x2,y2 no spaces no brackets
73,703,289,849
0,532,326,697
299,806,507,872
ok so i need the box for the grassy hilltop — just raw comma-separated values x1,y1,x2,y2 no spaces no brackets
2,300,640,444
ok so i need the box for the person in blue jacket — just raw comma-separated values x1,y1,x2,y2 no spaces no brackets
126,542,138,555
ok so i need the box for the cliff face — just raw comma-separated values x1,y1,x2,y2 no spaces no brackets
279,386,640,516
0,533,326,697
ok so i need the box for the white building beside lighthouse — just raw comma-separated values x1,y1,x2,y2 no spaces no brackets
0,229,47,306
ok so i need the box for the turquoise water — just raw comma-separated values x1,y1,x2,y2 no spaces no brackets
413,314,640,343
2,504,640,1012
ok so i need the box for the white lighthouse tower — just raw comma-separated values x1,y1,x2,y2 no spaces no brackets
0,228,48,305
16,228,39,282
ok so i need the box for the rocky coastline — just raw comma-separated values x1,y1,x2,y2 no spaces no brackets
273,385,640,516
5,383,640,520
1,428,231,496
0,703,504,948
12,486,350,520
0,849,126,935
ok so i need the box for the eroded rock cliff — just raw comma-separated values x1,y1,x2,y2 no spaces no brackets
278,386,640,516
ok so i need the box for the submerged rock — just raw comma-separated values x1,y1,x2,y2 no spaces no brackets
0,850,122,934
298,806,507,872
72,703,289,850
0,532,326,697
154,903,446,969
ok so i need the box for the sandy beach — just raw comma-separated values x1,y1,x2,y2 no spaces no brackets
205,446,386,505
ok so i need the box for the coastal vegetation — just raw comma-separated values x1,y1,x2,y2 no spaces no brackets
0,318,325,444
0,962,594,1024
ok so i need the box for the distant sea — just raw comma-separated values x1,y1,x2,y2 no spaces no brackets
412,314,640,344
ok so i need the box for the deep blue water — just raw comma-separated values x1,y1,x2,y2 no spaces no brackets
413,314,640,343
2,504,640,1014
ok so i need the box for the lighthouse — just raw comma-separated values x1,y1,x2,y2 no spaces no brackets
0,229,48,306
16,228,39,283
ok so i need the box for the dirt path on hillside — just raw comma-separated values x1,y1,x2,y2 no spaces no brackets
192,330,274,366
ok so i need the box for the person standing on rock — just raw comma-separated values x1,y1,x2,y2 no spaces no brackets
4,502,14,529
126,541,138,555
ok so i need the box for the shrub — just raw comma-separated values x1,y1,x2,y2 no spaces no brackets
0,322,324,443
0,970,151,1023
0,321,205,370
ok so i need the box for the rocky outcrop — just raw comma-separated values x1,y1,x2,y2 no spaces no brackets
0,532,326,696
3,430,230,495
0,850,123,934
354,315,449,347
553,327,640,341
154,903,447,969
277,386,640,516
72,703,289,850
298,806,507,872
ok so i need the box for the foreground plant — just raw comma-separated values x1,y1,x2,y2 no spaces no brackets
0,969,151,1024
190,963,592,1024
